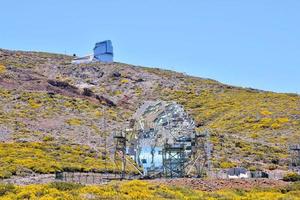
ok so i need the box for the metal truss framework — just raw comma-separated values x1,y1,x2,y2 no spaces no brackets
162,143,186,178
290,144,300,171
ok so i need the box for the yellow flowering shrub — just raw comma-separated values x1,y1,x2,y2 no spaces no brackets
220,161,236,169
120,79,129,84
0,181,300,200
160,86,299,168
28,99,42,109
0,64,6,74
94,110,102,117
0,142,138,178
66,118,82,126
260,109,273,116
277,117,289,123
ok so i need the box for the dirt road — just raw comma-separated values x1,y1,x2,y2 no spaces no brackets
149,178,289,191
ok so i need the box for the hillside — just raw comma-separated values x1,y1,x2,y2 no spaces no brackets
0,48,299,178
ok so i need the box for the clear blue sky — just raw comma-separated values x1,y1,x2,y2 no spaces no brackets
1,0,299,93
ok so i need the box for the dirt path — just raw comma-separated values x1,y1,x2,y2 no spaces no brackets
148,178,289,191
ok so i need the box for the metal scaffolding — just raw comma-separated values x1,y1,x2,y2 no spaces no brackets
187,130,212,177
290,144,300,171
162,143,187,178
114,132,127,180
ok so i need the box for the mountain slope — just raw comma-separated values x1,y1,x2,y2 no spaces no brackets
0,48,299,178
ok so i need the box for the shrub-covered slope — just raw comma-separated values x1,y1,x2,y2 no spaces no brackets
0,48,299,177
0,180,300,200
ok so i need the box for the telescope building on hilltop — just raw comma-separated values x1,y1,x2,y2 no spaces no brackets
72,40,114,64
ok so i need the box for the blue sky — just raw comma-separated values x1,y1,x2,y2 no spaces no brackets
0,0,299,93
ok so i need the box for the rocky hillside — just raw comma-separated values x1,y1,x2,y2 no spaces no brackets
0,48,299,178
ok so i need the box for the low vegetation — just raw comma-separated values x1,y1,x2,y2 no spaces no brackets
0,142,137,178
0,49,299,176
160,85,299,168
0,64,6,74
0,180,300,199
283,172,300,182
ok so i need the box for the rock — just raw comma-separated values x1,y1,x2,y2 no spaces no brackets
82,88,94,97
48,80,77,90
135,78,144,82
96,95,116,107
112,71,121,78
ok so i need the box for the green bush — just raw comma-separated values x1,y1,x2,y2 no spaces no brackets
42,135,54,142
0,183,15,196
0,171,13,179
283,172,300,182
48,182,83,191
